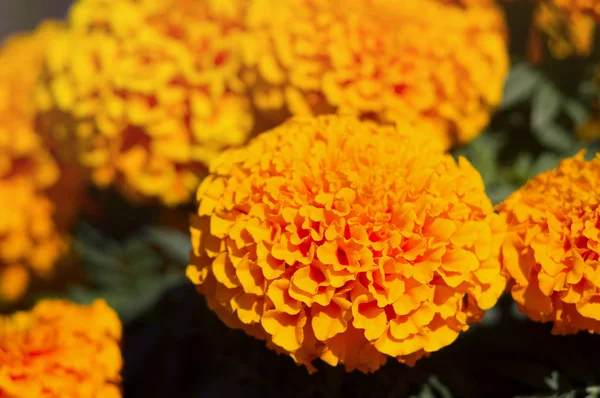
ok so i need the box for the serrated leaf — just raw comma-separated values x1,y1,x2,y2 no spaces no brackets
68,274,186,324
411,376,453,398
564,99,589,125
544,371,560,392
118,274,186,323
146,227,192,266
532,124,575,152
511,153,534,180
500,63,540,109
531,82,563,130
428,376,453,398
72,238,120,271
586,385,600,398
128,254,162,274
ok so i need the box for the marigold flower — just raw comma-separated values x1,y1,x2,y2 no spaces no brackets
0,299,122,397
537,0,597,58
499,151,600,334
0,22,83,303
239,0,508,149
506,0,598,59
36,0,254,206
187,115,507,372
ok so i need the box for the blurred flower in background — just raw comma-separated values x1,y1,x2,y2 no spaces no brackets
0,299,122,397
36,0,254,207
506,0,599,61
0,21,85,303
1,0,600,397
239,0,509,149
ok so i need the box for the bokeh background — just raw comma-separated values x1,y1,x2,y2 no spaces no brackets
0,1,71,39
2,1,600,398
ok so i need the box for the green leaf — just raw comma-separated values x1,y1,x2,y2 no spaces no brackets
532,124,575,152
72,236,119,272
564,99,589,125
500,63,540,109
68,274,186,324
544,371,560,392
66,223,190,324
411,376,453,398
146,227,192,266
454,132,504,186
531,82,563,131
586,385,600,398
529,153,561,177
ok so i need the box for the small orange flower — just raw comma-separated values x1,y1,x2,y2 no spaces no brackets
536,0,597,58
499,151,600,334
507,0,599,59
36,0,254,206
0,22,84,303
0,299,122,397
187,115,507,372
239,0,509,148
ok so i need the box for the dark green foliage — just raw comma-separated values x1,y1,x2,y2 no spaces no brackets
66,222,190,324
3,2,600,398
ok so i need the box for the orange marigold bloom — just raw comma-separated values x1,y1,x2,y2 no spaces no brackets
0,299,122,397
552,0,600,19
499,151,600,334
187,115,507,372
36,0,254,206
535,0,597,58
239,0,509,149
506,0,598,59
0,22,82,303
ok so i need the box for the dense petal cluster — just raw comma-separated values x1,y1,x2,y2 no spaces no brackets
0,22,80,303
36,0,254,206
187,115,507,372
499,152,600,334
239,0,509,149
0,299,122,397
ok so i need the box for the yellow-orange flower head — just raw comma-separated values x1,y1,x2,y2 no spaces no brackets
0,22,81,303
511,0,599,59
187,115,507,372
0,299,122,397
499,151,600,334
36,0,254,206
239,0,509,149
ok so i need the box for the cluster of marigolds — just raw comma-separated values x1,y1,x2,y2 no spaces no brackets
0,0,599,395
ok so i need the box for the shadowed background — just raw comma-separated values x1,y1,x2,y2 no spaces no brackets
3,2,600,398
0,0,71,40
